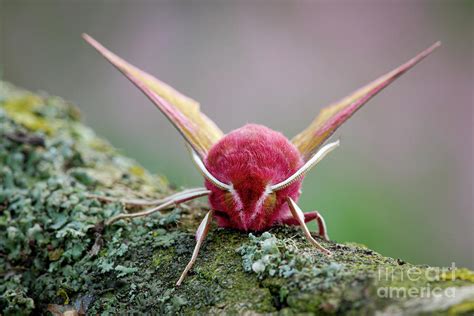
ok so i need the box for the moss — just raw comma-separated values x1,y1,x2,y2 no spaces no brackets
441,268,474,282
448,300,474,315
0,81,473,315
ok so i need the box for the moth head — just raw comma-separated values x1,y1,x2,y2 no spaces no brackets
190,138,340,193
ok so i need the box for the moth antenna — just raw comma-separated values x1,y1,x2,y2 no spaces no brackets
270,140,340,191
188,145,232,191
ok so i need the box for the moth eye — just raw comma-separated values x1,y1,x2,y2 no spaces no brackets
223,192,234,208
264,192,277,212
214,210,230,220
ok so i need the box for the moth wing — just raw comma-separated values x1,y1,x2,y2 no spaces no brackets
292,42,440,161
82,34,224,158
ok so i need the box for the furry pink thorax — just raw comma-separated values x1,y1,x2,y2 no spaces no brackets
205,124,304,231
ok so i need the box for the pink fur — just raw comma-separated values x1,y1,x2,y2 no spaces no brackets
205,124,304,231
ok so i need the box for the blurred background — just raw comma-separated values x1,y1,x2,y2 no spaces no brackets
1,0,472,269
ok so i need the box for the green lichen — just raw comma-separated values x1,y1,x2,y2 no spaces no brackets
441,268,474,282
237,230,474,314
448,300,474,315
0,81,473,315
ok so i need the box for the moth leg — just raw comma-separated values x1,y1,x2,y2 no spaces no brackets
176,210,213,286
105,188,210,225
89,188,207,207
286,197,331,256
302,211,329,241
281,211,329,241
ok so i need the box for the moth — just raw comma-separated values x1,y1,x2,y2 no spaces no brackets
82,34,439,285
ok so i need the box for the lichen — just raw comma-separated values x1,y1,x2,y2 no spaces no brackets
441,268,474,282
237,230,474,314
0,81,473,315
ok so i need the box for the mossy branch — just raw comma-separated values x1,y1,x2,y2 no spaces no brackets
0,81,473,315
